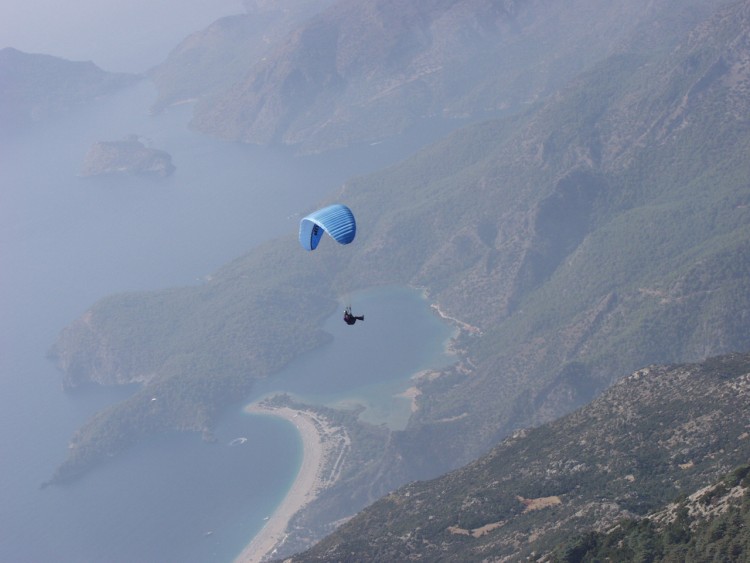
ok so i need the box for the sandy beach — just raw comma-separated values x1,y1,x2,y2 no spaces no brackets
234,403,348,563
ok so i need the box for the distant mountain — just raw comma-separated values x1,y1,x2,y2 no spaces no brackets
288,352,750,561
188,0,725,152
148,0,335,112
0,48,137,132
48,0,750,548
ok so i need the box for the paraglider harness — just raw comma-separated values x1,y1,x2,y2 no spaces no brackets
343,305,364,325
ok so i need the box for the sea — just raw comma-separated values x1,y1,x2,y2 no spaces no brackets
0,78,458,562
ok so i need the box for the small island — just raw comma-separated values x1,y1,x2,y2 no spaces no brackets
80,134,175,178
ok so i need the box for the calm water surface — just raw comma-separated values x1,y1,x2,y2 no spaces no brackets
251,286,456,430
0,80,455,562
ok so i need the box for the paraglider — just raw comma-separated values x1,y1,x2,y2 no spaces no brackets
298,204,356,251
299,203,364,325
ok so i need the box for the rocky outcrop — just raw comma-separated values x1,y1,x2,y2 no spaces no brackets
80,135,175,178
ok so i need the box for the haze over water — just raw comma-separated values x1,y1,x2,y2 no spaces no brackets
1,0,245,72
0,4,456,560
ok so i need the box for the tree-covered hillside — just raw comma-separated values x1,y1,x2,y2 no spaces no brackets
303,0,750,483
48,240,340,483
49,1,750,552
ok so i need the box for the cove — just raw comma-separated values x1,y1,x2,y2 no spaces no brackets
249,285,457,430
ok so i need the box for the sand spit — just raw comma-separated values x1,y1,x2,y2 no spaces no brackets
235,402,350,563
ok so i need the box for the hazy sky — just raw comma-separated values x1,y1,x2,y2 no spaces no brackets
1,0,244,72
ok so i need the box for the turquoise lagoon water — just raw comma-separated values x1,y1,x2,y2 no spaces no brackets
250,286,456,431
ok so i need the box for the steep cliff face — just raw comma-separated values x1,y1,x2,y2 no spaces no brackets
53,311,139,389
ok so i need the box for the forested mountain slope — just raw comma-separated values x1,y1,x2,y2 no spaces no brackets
326,0,750,476
49,1,750,548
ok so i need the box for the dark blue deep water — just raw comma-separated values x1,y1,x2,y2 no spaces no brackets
0,81,454,562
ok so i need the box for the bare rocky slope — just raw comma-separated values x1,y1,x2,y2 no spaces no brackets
287,353,750,561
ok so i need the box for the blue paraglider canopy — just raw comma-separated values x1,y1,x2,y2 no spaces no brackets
299,204,356,251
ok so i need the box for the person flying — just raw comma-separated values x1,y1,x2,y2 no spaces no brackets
343,306,364,325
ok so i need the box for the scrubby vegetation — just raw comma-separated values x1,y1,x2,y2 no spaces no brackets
554,465,750,562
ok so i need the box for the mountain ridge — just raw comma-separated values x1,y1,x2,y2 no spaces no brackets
0,47,138,132
188,0,724,152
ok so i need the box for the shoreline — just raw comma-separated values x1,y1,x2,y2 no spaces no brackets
430,302,482,336
234,403,346,563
